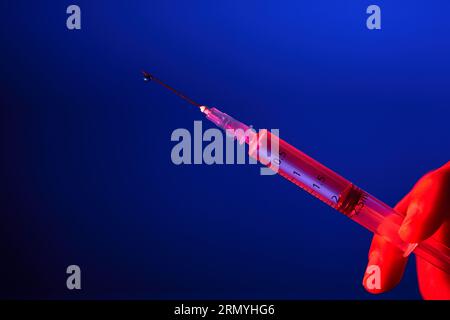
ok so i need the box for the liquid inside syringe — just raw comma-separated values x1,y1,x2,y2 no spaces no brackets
143,71,450,275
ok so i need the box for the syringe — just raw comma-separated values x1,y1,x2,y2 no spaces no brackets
143,71,450,275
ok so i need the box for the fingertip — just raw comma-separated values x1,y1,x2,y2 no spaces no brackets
399,201,424,243
362,251,385,294
362,253,403,294
362,236,408,294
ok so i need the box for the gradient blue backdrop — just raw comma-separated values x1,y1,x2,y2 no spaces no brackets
1,1,449,299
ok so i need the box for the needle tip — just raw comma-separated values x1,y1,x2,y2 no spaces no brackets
142,70,153,82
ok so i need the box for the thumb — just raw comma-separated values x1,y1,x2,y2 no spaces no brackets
399,165,450,243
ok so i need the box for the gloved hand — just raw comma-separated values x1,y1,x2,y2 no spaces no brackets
362,162,450,299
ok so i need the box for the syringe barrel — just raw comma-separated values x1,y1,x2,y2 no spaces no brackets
248,130,450,274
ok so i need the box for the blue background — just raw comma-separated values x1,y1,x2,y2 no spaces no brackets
1,1,449,299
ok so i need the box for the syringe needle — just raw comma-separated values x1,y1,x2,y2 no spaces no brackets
142,70,204,109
